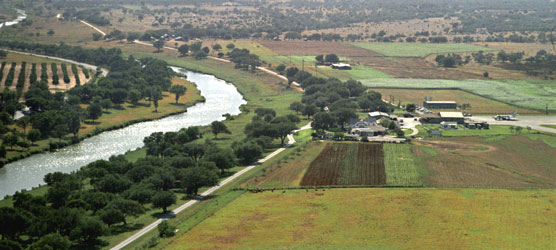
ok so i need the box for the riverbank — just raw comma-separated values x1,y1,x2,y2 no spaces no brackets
2,77,203,166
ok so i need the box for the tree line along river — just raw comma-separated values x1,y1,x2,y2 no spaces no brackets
0,67,246,198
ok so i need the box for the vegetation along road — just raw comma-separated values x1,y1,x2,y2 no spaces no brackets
111,126,308,250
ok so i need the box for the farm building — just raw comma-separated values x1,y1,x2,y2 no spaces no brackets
351,125,387,137
331,63,352,70
420,112,465,124
439,112,465,124
440,122,458,130
369,111,390,120
423,101,457,109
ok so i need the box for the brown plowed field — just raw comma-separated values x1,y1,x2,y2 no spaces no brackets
258,40,482,79
300,143,386,186
415,135,556,188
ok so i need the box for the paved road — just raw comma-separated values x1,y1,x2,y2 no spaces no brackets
471,116,556,134
4,49,108,77
110,125,310,250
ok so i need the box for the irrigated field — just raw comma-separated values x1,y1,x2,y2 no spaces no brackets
165,188,556,250
300,143,386,186
374,88,540,114
383,144,425,186
362,78,556,112
352,42,496,57
415,135,556,188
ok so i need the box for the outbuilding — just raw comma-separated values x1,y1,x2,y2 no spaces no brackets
439,112,465,124
331,63,352,70
423,101,457,109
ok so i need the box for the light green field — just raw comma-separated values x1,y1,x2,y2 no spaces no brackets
261,55,391,80
352,42,496,57
361,78,556,112
383,144,424,186
417,125,535,137
165,188,556,250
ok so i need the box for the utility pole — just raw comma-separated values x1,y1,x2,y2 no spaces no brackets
547,104,549,115
302,58,305,72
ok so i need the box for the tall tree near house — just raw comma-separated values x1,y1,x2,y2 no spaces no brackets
211,121,230,139
153,39,165,52
169,85,187,104
178,44,189,56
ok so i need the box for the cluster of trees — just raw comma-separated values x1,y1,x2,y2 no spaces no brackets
227,48,261,71
285,70,390,131
435,54,467,68
315,54,340,65
62,8,111,26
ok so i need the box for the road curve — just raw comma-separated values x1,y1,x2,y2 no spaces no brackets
3,49,108,77
110,125,310,250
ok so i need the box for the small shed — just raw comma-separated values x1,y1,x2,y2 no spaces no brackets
439,112,465,124
369,111,389,120
440,121,458,130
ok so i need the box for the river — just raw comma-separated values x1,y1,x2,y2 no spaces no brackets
0,9,26,28
0,67,246,198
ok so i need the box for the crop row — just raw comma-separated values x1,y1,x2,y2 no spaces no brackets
30,63,37,85
0,62,5,83
51,63,59,85
383,144,423,186
61,63,70,83
71,64,80,86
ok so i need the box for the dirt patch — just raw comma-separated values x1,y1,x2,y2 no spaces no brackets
301,143,386,186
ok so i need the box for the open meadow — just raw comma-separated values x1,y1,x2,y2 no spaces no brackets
373,88,540,114
362,78,556,112
165,188,556,250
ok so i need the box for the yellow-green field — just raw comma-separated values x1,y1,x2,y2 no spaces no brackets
164,188,555,250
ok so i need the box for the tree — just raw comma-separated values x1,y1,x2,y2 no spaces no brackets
181,167,219,196
2,134,19,150
106,198,144,225
332,108,357,129
70,217,106,243
0,207,30,240
273,121,297,145
210,121,230,139
0,145,6,158
406,104,417,112
312,112,335,131
325,54,339,63
169,85,187,104
152,191,176,213
289,101,304,114
315,55,324,64
29,233,71,250
128,89,141,105
226,43,235,49
111,89,128,106
212,43,222,51
158,221,176,238
302,104,318,118
53,123,68,142
27,129,41,145
190,42,202,52
126,32,140,43
194,51,207,60
203,149,236,175
276,64,286,74
234,141,263,165
286,67,299,79
202,46,210,54
16,116,30,137
87,103,102,122
152,88,163,112
98,207,123,227
153,40,165,52
100,99,112,111
67,111,81,138
178,44,189,56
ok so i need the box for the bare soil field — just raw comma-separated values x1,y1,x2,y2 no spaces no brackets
300,143,386,186
373,88,540,114
415,135,556,188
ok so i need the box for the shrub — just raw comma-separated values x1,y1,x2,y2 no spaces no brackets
483,71,489,77
157,221,175,238
61,63,70,83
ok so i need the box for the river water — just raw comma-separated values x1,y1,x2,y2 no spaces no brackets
0,67,246,198
0,9,26,28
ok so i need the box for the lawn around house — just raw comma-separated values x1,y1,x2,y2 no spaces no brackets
164,188,556,250
352,42,496,57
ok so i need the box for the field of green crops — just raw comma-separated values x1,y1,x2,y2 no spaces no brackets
361,78,556,111
383,144,424,186
351,42,496,57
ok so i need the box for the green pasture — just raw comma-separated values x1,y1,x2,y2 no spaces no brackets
351,42,496,57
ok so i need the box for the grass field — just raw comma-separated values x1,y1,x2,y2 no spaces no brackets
541,124,556,129
165,188,556,250
373,88,540,114
383,144,425,186
418,125,536,137
300,143,386,186
415,135,556,188
352,42,496,57
361,78,556,112
0,17,95,44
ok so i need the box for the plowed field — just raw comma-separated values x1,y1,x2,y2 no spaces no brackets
300,143,386,186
